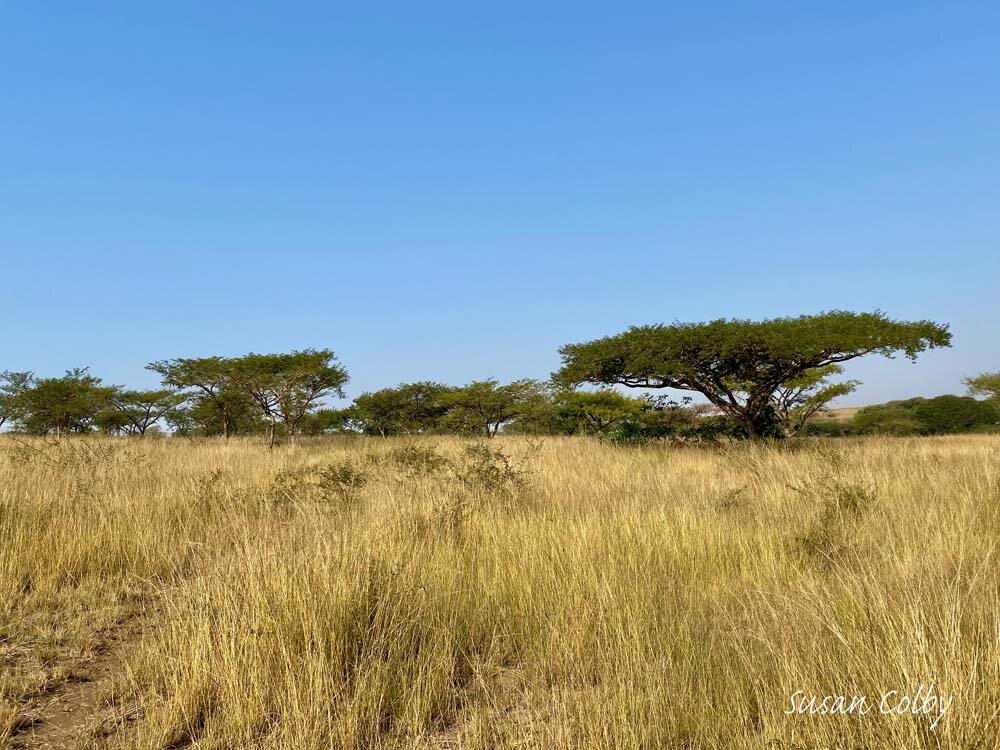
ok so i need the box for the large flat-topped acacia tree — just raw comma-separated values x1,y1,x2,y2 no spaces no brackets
555,311,951,438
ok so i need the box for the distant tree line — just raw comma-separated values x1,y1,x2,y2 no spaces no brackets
809,392,1000,437
0,351,347,448
2,311,991,443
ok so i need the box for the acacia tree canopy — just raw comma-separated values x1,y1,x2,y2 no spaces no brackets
147,357,240,438
225,349,349,447
771,365,860,437
150,350,348,445
0,371,33,429
169,388,265,437
350,382,453,436
965,372,1000,421
554,390,649,434
5,368,118,435
965,372,1000,400
108,389,186,435
444,379,547,437
555,311,951,438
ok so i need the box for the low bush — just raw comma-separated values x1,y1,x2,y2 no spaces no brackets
317,461,368,500
851,395,997,436
456,443,525,496
388,444,449,476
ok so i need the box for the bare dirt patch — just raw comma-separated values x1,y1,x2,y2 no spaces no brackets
10,606,154,750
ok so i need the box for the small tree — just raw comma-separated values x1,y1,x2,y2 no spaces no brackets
771,365,860,437
638,395,710,437
226,349,349,448
0,371,33,429
172,388,265,437
445,379,547,437
299,408,354,435
554,389,649,435
147,357,240,438
94,408,133,435
110,389,187,435
965,372,1000,422
350,382,453,436
11,368,117,435
556,311,950,438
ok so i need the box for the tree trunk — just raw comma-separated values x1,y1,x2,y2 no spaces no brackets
267,418,276,450
742,402,782,439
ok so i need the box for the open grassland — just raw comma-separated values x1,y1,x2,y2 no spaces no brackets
809,406,863,422
2,435,999,749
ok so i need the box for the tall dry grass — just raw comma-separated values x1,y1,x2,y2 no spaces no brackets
2,434,999,748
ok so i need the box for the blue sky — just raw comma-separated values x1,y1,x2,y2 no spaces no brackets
2,2,998,406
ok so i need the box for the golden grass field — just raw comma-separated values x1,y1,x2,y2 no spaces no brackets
808,406,863,423
2,434,999,749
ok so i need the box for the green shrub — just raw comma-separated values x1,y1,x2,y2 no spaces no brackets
851,395,997,436
456,444,524,495
388,444,449,476
797,479,875,562
270,467,315,504
677,415,743,441
318,461,368,500
803,420,855,437
851,406,925,436
911,395,997,433
600,422,650,446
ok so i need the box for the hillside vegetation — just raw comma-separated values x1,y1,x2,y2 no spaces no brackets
811,395,999,436
2,435,999,748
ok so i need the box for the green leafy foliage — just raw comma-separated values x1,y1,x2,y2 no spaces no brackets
169,387,268,437
442,379,548,437
965,372,1000,421
3,315,987,444
148,357,245,438
2,368,117,435
298,408,354,435
965,372,1000,399
226,349,349,447
771,365,860,436
600,421,651,446
317,462,368,500
388,444,449,476
554,390,649,434
850,395,997,435
851,406,926,436
151,350,348,447
911,395,998,433
101,389,186,436
556,311,950,438
456,443,525,495
0,371,32,429
350,382,453,436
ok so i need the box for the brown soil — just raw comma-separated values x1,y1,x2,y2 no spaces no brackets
11,608,151,750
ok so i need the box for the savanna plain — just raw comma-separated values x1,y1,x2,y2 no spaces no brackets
2,434,999,749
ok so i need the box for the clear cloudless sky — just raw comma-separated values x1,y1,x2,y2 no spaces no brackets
2,2,998,406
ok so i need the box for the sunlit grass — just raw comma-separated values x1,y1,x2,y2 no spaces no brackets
2,434,998,748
